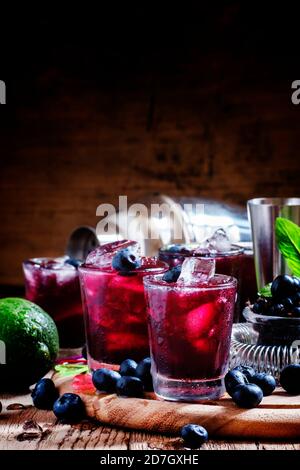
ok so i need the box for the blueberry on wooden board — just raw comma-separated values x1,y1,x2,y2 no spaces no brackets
53,393,85,423
232,384,263,408
31,378,59,410
180,424,208,448
251,373,276,396
116,376,144,397
92,368,121,393
136,357,153,391
280,364,300,394
119,359,138,377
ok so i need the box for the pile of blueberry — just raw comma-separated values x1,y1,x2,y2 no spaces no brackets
31,378,85,423
225,363,300,408
92,357,153,396
252,274,300,317
30,358,209,449
31,357,153,422
30,359,300,447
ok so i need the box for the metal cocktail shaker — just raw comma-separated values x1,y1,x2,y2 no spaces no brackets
247,197,300,291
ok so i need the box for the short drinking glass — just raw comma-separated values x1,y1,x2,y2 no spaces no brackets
144,273,237,401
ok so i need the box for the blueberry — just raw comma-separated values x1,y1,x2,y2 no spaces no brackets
224,369,248,397
232,384,263,408
136,357,153,391
162,265,182,283
271,275,297,300
81,345,87,359
119,359,138,376
112,248,141,273
116,376,144,397
180,424,208,449
283,297,294,312
65,257,82,268
92,368,121,393
251,373,276,396
166,244,183,253
292,292,300,305
166,244,189,254
31,378,59,410
293,277,300,291
233,365,256,381
53,393,85,423
291,306,300,317
272,303,285,316
280,364,300,394
252,298,268,314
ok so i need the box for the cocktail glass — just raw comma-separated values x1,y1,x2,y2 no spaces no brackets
23,257,84,347
79,242,167,370
144,272,237,401
159,243,244,321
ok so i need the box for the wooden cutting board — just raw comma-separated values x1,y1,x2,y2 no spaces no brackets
55,374,300,439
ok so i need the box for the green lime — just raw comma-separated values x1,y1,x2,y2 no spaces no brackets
0,298,59,391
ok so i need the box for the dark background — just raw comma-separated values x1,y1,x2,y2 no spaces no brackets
1,3,300,285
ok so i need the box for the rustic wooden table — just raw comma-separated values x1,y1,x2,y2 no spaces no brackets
0,391,299,451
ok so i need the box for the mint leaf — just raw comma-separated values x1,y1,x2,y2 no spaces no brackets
54,364,88,377
258,282,272,297
275,217,300,277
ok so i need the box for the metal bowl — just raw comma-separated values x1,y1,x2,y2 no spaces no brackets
230,315,300,378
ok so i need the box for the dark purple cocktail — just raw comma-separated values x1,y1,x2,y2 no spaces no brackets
23,257,84,347
159,241,244,321
144,260,237,401
79,241,167,370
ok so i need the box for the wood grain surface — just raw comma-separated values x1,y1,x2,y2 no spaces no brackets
1,369,300,451
0,391,300,450
53,374,300,440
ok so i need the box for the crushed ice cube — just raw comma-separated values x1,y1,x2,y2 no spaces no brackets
178,257,216,284
196,228,231,253
37,256,69,270
85,240,139,267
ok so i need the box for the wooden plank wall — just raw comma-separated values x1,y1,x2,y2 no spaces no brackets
0,4,300,285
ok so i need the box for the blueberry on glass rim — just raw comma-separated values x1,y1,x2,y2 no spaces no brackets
65,257,82,268
112,248,142,274
162,265,182,283
165,244,190,254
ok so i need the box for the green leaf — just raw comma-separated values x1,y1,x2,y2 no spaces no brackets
275,217,300,277
54,364,89,377
258,282,272,297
